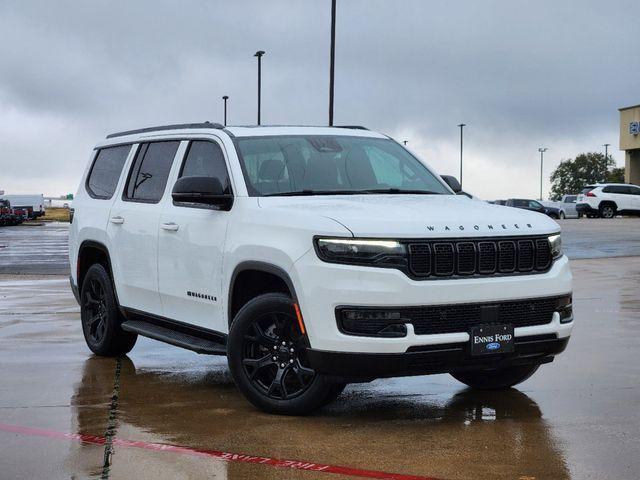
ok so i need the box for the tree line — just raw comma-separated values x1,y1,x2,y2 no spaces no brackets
549,152,625,200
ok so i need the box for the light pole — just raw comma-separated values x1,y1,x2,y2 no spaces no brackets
222,95,229,126
328,0,337,126
254,50,265,125
538,147,548,200
458,124,466,187
603,143,610,161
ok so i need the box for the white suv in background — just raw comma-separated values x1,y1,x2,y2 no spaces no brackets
576,183,640,218
69,123,573,415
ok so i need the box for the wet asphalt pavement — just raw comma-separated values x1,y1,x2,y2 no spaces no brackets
0,220,639,479
0,223,69,275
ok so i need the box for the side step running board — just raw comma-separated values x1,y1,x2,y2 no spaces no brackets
122,320,227,355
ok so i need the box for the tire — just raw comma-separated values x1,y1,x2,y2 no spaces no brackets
559,211,565,219
451,364,540,390
80,264,137,356
599,204,616,219
227,293,345,415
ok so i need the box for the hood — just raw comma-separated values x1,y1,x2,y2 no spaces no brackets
258,195,560,238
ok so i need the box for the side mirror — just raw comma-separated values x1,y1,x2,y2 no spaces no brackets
172,176,233,210
441,175,462,193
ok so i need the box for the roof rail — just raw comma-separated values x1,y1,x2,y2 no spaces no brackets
106,122,224,139
334,125,369,130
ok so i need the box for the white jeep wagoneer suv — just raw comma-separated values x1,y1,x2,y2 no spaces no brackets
69,123,573,415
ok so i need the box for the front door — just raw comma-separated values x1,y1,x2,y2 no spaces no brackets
158,139,232,331
107,141,181,316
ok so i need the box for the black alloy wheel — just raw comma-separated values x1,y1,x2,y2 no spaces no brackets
242,311,315,400
82,277,108,345
80,264,137,356
228,293,346,415
451,364,540,390
599,204,615,219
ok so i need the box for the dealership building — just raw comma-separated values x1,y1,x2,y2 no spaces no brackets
620,104,640,184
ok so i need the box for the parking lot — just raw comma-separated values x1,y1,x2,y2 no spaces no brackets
1,220,639,479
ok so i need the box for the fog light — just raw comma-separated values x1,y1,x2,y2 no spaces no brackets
556,295,573,324
339,309,408,337
343,310,401,321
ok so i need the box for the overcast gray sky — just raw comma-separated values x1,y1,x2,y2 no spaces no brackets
1,0,638,199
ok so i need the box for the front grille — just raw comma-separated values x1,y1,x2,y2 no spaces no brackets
407,236,552,278
338,296,567,337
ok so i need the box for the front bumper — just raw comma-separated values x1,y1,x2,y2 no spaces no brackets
292,251,573,353
307,334,569,381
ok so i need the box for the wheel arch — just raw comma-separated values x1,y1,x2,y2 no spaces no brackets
227,261,299,327
598,200,617,210
77,240,122,310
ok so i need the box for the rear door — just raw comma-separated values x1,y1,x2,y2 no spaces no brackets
628,185,640,211
107,141,180,316
157,138,232,331
604,185,632,210
562,195,578,217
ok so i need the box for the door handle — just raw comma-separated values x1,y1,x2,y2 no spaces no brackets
161,222,179,232
110,216,124,225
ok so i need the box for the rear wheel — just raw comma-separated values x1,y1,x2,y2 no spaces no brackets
559,211,565,219
228,293,345,415
599,204,616,218
451,364,539,390
80,264,137,356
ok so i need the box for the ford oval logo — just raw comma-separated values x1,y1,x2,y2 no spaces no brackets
486,342,501,351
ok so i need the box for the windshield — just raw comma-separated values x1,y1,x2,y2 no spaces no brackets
234,135,451,196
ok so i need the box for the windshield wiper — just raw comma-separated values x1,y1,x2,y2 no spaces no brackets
357,188,442,195
263,190,364,197
263,188,443,197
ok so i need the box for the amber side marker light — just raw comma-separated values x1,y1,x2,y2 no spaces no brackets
293,303,306,335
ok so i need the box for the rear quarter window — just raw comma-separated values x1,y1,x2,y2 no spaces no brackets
86,145,131,199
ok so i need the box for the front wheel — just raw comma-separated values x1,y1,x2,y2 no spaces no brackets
227,293,345,415
451,364,540,390
80,264,137,356
559,211,565,219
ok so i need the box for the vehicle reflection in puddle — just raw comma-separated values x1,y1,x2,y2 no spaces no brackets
67,355,570,480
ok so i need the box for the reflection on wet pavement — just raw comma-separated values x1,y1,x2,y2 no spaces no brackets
1,255,639,479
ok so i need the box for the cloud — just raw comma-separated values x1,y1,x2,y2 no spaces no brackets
0,0,636,198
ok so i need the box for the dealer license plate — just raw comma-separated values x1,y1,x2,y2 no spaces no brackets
470,324,514,356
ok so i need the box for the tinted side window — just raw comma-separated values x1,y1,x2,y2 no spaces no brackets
180,141,231,194
86,145,131,199
125,141,179,203
603,186,626,194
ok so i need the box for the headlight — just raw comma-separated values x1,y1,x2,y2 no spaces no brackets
548,233,562,259
315,238,407,267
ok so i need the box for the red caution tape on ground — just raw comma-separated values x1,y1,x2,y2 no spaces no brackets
0,423,443,480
